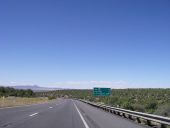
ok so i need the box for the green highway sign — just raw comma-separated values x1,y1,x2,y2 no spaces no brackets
93,87,111,96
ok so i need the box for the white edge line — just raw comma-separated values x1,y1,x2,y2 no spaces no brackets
29,112,38,117
74,102,90,128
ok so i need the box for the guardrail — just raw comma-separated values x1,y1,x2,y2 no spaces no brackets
79,99,170,128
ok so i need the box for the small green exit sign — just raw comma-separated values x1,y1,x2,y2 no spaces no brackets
93,87,111,96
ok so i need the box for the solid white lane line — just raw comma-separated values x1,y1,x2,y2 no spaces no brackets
74,103,90,128
29,112,38,117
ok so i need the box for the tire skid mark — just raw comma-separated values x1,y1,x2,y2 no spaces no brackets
1,122,13,128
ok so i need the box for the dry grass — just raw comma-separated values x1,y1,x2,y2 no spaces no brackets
0,97,49,108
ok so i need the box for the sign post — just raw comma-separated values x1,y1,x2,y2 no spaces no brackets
93,87,111,96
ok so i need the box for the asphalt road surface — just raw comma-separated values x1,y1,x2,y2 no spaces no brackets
0,99,148,128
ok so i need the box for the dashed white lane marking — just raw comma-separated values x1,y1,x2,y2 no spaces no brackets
49,107,53,109
56,102,65,106
74,103,90,128
29,112,39,117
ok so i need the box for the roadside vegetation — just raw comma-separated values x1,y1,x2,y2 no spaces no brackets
0,87,50,108
36,88,170,117
0,86,35,97
0,97,48,108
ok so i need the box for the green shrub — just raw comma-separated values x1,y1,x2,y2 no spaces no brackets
132,104,145,112
122,101,133,110
0,87,35,97
154,104,170,117
48,96,56,100
146,100,158,110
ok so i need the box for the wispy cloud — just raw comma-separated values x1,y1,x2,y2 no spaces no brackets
53,80,129,89
10,81,17,84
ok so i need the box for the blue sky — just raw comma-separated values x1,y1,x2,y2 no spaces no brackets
0,0,170,89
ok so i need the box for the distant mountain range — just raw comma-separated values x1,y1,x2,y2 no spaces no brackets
10,85,63,92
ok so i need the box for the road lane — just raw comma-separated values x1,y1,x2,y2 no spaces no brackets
74,100,148,128
0,99,65,128
0,99,149,128
5,99,85,128
0,99,85,128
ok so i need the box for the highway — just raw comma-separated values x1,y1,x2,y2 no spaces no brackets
0,99,148,128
